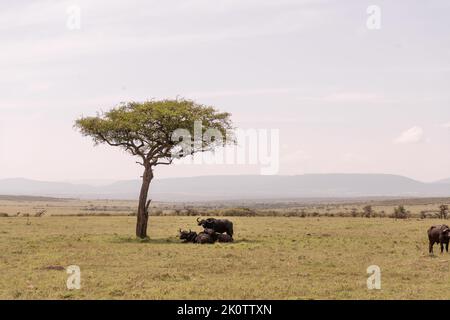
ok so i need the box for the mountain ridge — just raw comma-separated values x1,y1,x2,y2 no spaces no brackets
435,178,450,185
0,174,449,201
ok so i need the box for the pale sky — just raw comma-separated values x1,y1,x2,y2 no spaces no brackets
1,0,450,182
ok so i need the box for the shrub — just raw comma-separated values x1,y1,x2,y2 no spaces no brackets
390,205,409,219
363,205,374,218
221,208,257,217
185,207,199,216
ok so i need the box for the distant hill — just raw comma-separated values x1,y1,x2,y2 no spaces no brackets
0,174,450,201
0,194,70,202
435,178,450,185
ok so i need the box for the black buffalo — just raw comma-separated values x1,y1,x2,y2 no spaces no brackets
179,229,197,243
203,228,217,240
178,229,215,244
217,233,233,243
197,218,234,237
428,225,450,254
195,231,216,244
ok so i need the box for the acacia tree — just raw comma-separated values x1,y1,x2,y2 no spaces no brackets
75,99,233,238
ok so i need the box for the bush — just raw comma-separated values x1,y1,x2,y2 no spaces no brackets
220,208,257,217
185,207,199,216
363,205,374,218
390,205,409,219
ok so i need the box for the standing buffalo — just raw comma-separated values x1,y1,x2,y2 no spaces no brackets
428,225,450,254
197,218,234,237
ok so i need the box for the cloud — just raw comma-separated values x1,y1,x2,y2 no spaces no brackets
393,126,425,144
441,122,450,128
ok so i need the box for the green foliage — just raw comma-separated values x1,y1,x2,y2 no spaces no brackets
75,99,234,166
391,205,409,219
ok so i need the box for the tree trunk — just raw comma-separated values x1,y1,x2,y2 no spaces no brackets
136,165,153,238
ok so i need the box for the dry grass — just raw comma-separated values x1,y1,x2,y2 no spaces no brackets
1,215,450,300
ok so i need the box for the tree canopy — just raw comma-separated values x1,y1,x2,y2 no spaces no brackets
75,99,234,167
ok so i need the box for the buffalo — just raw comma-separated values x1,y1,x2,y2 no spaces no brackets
197,218,234,237
201,228,233,242
203,228,217,240
179,229,197,243
178,229,215,244
217,233,233,243
428,225,450,254
195,231,216,244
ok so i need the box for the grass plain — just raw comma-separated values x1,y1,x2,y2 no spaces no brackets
1,197,450,299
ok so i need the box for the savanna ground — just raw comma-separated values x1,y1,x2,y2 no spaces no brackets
1,197,450,299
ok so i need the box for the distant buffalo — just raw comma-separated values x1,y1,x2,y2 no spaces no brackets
428,225,450,254
197,218,234,237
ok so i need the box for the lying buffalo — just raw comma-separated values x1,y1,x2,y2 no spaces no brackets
216,233,233,243
428,225,450,254
179,229,197,243
203,228,233,243
195,231,216,244
178,229,215,244
197,218,234,237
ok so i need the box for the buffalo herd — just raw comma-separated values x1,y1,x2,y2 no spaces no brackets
179,218,234,244
179,218,450,253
